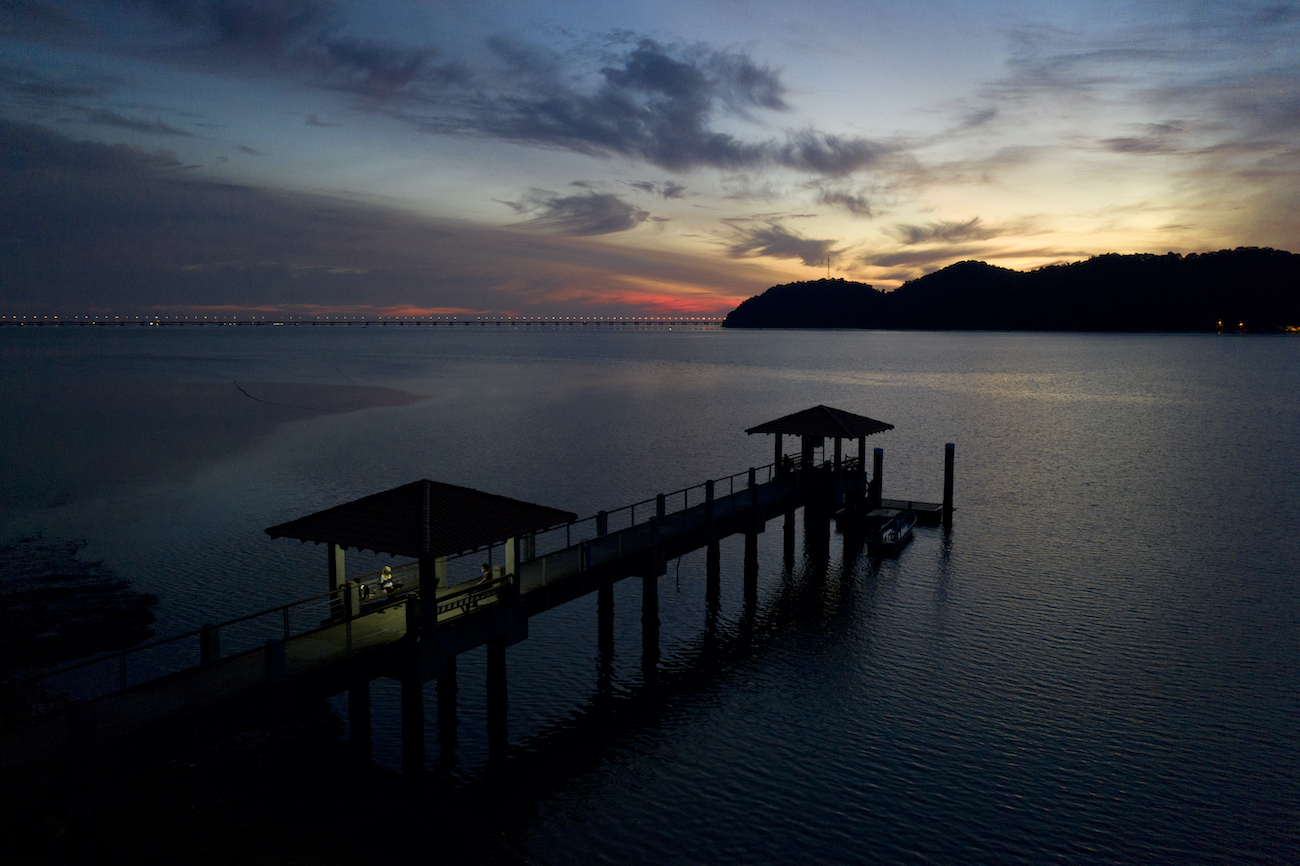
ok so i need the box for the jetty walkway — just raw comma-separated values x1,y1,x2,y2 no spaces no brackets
1,406,953,777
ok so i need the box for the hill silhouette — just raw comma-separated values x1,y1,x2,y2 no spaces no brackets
722,248,1300,332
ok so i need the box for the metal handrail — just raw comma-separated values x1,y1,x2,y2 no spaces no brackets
21,456,866,700
525,455,864,558
23,578,405,695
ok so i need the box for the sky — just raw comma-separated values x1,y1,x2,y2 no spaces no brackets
1,0,1297,318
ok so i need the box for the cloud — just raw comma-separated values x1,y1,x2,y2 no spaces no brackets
626,180,688,199
501,190,650,236
236,144,262,155
813,185,872,216
12,5,894,177
473,36,886,174
85,109,194,136
861,244,994,269
726,222,838,267
885,217,1002,245
0,119,773,316
1100,122,1185,154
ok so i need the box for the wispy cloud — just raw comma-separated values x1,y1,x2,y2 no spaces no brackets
0,119,761,315
9,3,898,177
726,221,839,267
884,217,1001,245
85,109,194,136
500,189,651,236
811,184,873,216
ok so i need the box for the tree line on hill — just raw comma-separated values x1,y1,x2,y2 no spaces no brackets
722,248,1300,332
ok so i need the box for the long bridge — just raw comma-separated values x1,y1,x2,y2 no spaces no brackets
1,406,954,778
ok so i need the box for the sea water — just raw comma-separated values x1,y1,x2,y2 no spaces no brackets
1,327,1296,863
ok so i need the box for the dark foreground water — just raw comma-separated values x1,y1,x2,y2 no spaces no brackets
2,327,1297,864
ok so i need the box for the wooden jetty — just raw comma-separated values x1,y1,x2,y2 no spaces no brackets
0,406,954,778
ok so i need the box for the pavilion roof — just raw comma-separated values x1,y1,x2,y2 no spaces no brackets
265,479,577,559
745,405,894,439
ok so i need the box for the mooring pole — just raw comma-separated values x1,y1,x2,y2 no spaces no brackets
743,530,758,608
707,538,720,594
943,442,955,528
783,509,795,568
598,580,614,655
642,572,660,685
400,670,424,774
437,656,458,761
871,447,884,510
349,672,371,760
486,638,507,761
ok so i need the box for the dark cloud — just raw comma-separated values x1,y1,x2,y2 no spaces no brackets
236,144,261,155
474,39,890,174
0,63,112,102
305,113,340,127
86,108,193,136
0,120,183,174
860,244,1090,278
12,5,892,177
312,37,465,96
502,190,650,236
0,0,83,40
814,186,872,216
1101,122,1184,154
727,222,838,267
626,179,688,199
885,217,1001,245
0,120,766,316
862,244,992,269
980,9,1300,165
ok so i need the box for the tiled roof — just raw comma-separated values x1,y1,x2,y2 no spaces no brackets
745,405,894,439
265,479,577,558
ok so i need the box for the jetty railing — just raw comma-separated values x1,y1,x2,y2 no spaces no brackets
22,578,415,706
15,455,861,709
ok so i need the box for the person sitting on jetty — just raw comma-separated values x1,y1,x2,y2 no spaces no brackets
478,563,492,584
379,566,395,594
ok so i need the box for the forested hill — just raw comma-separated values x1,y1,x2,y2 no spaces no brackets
722,248,1300,332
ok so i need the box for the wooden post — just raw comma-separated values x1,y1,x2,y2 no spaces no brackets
349,675,371,759
596,511,608,537
783,509,795,569
774,433,783,471
705,542,720,640
200,624,220,665
943,443,955,528
871,447,884,510
264,638,286,718
437,656,458,759
642,572,660,683
486,638,507,760
598,580,614,655
743,530,758,608
858,437,867,499
656,493,666,518
505,536,519,577
401,671,424,774
705,479,715,537
328,543,346,619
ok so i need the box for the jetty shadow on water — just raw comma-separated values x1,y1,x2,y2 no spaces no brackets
431,521,888,849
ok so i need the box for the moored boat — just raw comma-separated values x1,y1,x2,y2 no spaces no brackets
868,508,916,557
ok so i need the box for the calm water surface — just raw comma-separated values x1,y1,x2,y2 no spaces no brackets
2,327,1296,864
